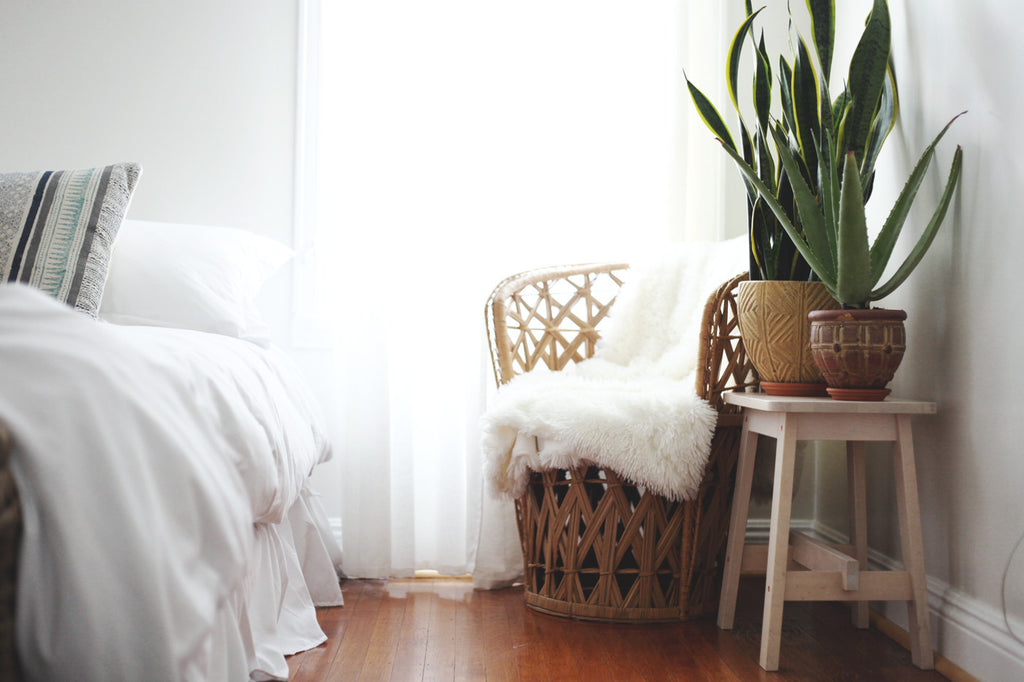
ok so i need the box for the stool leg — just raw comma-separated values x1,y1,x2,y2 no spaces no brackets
717,415,759,629
892,415,934,669
847,441,869,628
760,414,798,672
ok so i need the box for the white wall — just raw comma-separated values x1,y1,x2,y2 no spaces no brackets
0,1,298,238
812,1,1024,679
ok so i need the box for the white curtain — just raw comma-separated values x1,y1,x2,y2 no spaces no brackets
307,0,744,581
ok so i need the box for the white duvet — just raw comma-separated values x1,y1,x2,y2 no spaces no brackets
0,284,342,681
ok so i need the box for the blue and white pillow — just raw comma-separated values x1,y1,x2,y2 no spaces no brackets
0,162,141,317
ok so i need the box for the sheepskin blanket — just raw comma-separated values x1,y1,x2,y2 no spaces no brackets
481,236,747,502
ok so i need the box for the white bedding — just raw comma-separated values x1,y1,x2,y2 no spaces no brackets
0,284,342,681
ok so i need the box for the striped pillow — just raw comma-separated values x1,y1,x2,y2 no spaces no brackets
0,162,141,316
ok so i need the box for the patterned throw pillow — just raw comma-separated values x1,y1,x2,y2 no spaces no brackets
0,162,141,316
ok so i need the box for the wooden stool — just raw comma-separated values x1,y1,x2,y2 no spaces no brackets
717,393,936,672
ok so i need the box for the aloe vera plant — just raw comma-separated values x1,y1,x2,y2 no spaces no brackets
720,113,964,309
686,0,900,281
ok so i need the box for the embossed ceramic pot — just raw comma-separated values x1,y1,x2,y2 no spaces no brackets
736,281,839,396
807,308,908,401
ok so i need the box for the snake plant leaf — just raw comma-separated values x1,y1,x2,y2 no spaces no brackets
836,152,873,306
869,112,966,284
806,0,836,82
754,32,773,133
750,197,773,277
859,63,900,181
718,139,836,286
770,123,835,283
778,56,797,136
756,129,776,190
871,145,963,301
791,35,821,167
843,0,890,164
686,77,738,152
727,9,766,112
814,129,840,273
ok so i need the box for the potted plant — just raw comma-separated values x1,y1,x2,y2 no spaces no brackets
718,95,964,399
686,0,901,395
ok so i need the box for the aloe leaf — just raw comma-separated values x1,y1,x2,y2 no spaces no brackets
686,77,737,151
806,0,835,80
836,152,873,307
727,9,766,112
844,0,890,163
871,146,963,301
869,112,965,283
769,124,835,283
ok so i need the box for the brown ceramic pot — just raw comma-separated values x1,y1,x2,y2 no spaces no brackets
736,281,840,396
807,308,907,401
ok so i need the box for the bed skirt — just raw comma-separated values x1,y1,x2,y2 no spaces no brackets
0,423,343,682
1,425,20,682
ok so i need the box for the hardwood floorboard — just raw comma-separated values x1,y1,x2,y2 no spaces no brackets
287,577,951,681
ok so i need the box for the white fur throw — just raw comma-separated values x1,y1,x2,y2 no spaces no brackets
481,236,747,502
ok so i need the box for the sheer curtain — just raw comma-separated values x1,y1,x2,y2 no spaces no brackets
306,0,744,580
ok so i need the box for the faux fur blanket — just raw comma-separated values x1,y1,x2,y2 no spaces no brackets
481,236,747,502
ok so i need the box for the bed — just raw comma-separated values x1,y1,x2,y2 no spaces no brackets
0,163,343,681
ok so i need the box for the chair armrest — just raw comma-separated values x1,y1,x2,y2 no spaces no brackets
695,272,758,411
485,263,628,386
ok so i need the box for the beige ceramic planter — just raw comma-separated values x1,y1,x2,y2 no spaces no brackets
736,281,839,396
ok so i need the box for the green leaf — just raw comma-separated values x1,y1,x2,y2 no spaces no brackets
685,77,737,151
778,56,797,135
859,63,900,181
727,9,766,112
871,145,963,301
806,0,835,80
769,124,835,283
869,112,965,285
836,152,873,306
814,129,839,274
843,0,890,164
790,35,821,165
754,32,773,132
756,129,776,191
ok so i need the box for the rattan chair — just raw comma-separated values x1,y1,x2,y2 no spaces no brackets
486,264,756,622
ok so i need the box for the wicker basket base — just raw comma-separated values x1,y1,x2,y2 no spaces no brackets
524,591,683,623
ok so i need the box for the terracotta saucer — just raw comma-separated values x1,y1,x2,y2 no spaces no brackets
760,381,830,397
825,387,891,401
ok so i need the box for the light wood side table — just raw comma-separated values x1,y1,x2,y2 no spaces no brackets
718,392,937,672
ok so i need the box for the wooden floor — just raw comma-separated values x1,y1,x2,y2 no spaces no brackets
287,577,949,681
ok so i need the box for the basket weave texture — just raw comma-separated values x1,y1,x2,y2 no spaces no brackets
0,427,21,681
486,264,756,622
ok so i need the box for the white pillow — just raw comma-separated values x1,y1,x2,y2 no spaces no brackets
99,219,293,343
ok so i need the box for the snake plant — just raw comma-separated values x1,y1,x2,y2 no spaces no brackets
686,0,900,281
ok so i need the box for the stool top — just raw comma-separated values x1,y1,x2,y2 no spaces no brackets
723,392,937,415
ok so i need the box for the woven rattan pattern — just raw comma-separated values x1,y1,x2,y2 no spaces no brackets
0,426,21,681
486,264,755,622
